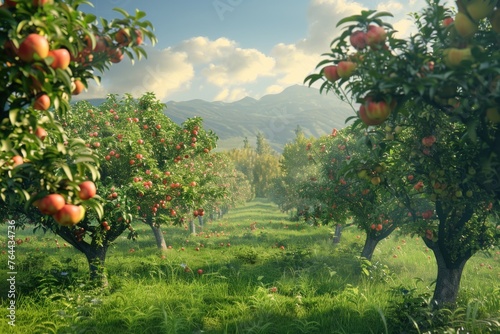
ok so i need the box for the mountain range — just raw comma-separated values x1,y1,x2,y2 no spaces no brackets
164,85,354,152
84,85,354,152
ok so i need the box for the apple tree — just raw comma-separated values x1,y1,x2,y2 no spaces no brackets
270,127,319,217
297,125,431,259
305,0,500,306
200,152,253,223
61,93,223,260
0,0,155,237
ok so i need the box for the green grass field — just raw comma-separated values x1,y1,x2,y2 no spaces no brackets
1,199,499,333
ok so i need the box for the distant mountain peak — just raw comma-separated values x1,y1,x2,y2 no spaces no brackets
164,84,352,152
236,96,258,104
80,85,352,152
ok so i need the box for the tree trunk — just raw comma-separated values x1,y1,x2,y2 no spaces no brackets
150,222,167,251
424,235,469,308
190,219,196,234
55,227,110,286
144,215,167,250
84,243,109,287
432,256,466,308
198,215,203,228
425,200,475,307
332,224,342,244
360,235,379,261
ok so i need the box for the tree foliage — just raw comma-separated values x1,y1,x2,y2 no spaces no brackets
0,0,156,223
305,0,500,306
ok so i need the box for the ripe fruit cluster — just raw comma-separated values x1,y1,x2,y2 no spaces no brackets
2,0,151,119
322,24,387,83
34,181,96,226
13,32,83,110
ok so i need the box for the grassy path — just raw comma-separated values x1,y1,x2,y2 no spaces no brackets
1,199,499,333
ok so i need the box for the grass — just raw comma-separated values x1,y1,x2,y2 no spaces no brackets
1,198,499,333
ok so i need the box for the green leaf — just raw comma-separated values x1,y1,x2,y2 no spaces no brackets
316,58,334,69
9,108,20,125
84,163,100,181
84,198,104,219
113,7,130,18
370,11,394,19
345,116,358,124
135,10,147,20
75,155,98,163
83,13,97,24
61,164,73,181
336,14,364,28
1,140,13,151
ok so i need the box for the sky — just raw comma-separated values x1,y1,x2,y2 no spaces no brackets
77,0,449,103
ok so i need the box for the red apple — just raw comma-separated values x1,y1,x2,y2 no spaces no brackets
133,29,143,45
53,204,85,226
115,28,131,46
109,48,124,63
443,17,454,27
365,99,392,121
349,30,367,50
35,127,47,141
17,34,49,62
34,94,50,110
422,210,433,219
72,79,85,95
365,25,387,47
78,181,96,200
421,135,436,147
38,194,65,215
48,48,70,70
359,104,384,126
323,65,340,82
11,155,24,167
337,61,356,79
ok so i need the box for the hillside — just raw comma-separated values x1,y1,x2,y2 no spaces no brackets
84,85,354,152
165,85,353,152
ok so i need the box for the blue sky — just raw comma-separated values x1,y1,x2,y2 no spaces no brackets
78,0,447,103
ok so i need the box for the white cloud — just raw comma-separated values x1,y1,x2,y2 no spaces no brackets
172,37,236,64
296,0,366,54
265,85,285,95
271,43,321,86
213,87,248,102
75,0,456,103
77,46,194,101
377,1,403,13
201,47,275,87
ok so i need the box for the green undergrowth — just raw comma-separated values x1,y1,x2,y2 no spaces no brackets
1,199,499,333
